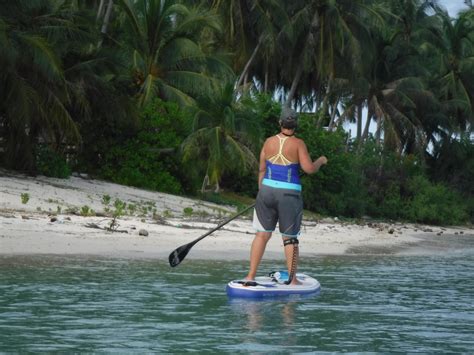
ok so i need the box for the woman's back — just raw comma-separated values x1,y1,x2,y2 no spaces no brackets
262,134,320,175
264,135,300,165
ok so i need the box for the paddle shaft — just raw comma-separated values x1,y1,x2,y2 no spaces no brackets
192,203,255,244
168,203,255,267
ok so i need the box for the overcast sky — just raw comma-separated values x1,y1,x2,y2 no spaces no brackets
438,0,469,16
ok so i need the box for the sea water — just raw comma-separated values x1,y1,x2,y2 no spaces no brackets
1,246,473,352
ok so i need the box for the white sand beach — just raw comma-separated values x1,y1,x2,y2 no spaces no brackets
1,170,472,261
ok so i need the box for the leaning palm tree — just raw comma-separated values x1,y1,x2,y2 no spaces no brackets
181,83,260,192
210,0,289,91
117,0,232,107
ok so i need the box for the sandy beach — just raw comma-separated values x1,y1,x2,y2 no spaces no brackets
1,170,472,261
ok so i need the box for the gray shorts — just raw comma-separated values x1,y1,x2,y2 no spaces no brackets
253,184,303,237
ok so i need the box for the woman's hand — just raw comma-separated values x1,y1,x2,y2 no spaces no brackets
312,156,328,171
317,156,328,165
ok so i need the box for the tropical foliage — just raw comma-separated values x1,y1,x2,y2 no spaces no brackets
0,0,473,224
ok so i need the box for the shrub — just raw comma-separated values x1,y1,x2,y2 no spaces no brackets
36,145,71,178
21,193,30,204
404,176,469,225
297,119,362,216
101,99,189,194
183,207,193,216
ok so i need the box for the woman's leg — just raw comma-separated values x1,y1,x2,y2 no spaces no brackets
246,231,272,280
283,237,301,285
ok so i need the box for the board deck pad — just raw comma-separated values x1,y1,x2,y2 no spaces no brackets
226,273,321,299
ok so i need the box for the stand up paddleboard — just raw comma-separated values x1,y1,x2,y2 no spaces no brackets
226,272,321,299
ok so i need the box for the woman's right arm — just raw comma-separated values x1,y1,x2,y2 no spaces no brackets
298,140,328,174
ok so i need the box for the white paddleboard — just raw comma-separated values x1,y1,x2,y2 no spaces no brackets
226,272,321,299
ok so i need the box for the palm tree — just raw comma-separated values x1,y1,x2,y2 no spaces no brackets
280,0,383,109
0,0,135,171
205,0,289,94
181,83,260,192
336,0,446,154
434,8,474,135
357,28,441,155
117,0,232,106
0,0,80,171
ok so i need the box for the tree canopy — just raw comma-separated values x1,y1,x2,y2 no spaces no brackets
0,0,472,224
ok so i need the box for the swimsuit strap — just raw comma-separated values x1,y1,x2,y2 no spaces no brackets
268,135,294,166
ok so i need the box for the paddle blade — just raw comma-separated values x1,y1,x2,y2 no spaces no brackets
168,243,192,267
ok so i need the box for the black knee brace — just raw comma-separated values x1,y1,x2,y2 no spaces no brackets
283,238,299,247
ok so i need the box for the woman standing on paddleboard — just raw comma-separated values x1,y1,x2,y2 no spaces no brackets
245,107,327,285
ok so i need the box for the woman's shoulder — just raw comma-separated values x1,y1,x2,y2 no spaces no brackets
291,136,305,145
264,136,275,144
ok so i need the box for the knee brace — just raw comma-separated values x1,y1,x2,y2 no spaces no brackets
283,238,299,247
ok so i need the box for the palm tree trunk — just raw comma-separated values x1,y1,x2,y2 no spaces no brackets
317,76,334,128
375,115,383,147
356,102,363,141
96,0,106,21
236,39,262,89
285,65,303,107
328,99,339,131
264,67,269,93
201,174,210,193
101,0,114,34
285,10,321,108
360,103,373,149
98,0,113,47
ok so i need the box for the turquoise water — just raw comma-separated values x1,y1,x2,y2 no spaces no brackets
1,252,473,352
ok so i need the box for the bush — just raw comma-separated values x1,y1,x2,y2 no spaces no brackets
36,145,72,178
297,118,365,216
100,99,189,194
404,175,469,225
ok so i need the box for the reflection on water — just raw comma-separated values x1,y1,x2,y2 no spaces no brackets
0,253,473,352
228,299,297,332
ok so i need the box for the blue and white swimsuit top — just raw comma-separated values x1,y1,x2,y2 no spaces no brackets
263,135,301,191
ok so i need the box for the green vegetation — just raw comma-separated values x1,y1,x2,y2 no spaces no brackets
108,199,126,231
80,205,95,217
36,146,71,178
100,99,186,194
20,193,30,205
183,207,194,217
1,0,473,225
102,195,111,206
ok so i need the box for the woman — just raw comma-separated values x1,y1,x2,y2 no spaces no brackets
245,107,327,285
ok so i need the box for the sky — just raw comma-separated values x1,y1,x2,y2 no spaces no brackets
438,0,470,16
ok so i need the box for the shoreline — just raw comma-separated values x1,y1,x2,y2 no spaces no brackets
1,172,473,260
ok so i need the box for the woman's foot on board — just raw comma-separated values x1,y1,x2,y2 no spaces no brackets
289,279,302,286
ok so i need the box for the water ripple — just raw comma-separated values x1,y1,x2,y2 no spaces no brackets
0,254,473,352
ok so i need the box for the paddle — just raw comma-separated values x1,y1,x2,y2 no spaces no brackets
168,203,256,267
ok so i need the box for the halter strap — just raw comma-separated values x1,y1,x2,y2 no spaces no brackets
268,135,295,165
